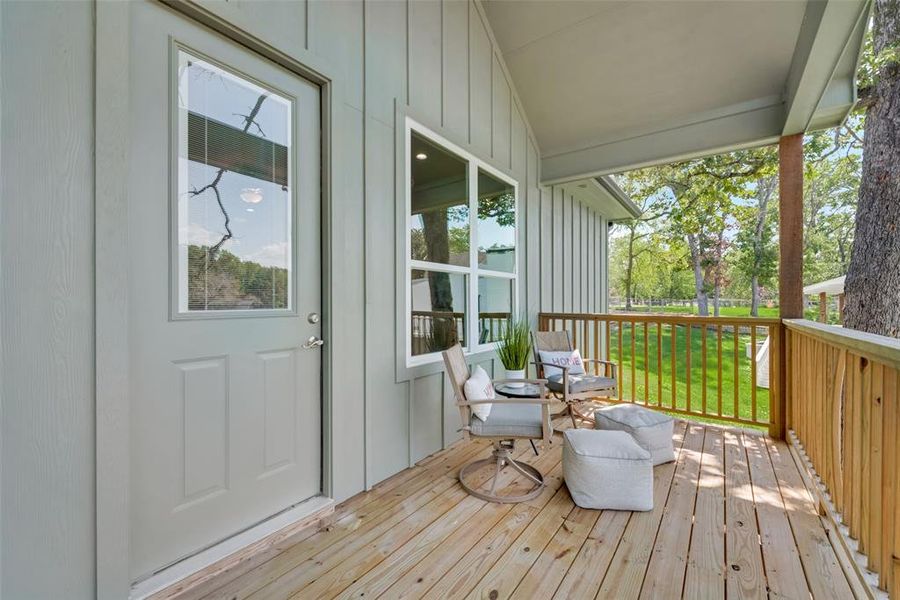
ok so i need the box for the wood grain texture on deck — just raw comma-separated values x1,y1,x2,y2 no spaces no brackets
188,420,856,600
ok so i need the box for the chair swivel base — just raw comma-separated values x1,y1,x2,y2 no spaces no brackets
458,441,545,503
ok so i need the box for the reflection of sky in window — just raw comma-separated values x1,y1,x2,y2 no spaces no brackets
478,215,515,250
178,53,292,269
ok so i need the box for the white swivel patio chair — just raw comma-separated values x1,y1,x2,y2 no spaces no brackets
442,344,552,503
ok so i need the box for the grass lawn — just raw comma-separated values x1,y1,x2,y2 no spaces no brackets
611,304,829,323
605,321,770,427
611,304,781,319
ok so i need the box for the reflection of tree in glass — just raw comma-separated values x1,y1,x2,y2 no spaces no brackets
188,245,287,310
413,189,512,337
425,316,459,353
476,192,515,227
189,91,269,259
445,192,515,227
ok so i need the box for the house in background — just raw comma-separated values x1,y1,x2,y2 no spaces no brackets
0,1,876,598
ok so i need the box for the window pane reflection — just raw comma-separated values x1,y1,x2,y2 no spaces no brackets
410,133,469,266
411,269,467,356
477,170,515,273
176,50,292,312
478,276,513,344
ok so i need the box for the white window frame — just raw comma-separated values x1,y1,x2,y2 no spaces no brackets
404,117,519,368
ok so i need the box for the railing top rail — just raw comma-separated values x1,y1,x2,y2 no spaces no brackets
539,312,782,326
784,318,900,370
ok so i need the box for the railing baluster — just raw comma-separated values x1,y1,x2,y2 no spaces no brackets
571,318,577,350
686,322,692,413
733,324,739,419
631,320,636,403
618,320,624,401
751,324,757,423
593,319,600,376
671,322,677,410
643,322,649,406
656,323,662,407
702,323,707,416
583,318,589,367
717,324,723,417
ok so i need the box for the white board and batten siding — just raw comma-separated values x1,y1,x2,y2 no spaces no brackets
0,1,611,597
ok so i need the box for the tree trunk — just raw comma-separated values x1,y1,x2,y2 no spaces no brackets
750,274,760,317
625,225,636,311
687,233,709,316
844,0,900,337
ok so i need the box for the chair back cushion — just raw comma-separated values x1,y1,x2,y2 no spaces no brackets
463,365,494,422
531,331,573,378
539,349,586,378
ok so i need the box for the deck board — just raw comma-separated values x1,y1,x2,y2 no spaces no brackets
196,420,857,600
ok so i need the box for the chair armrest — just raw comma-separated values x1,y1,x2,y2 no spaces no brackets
458,398,552,406
582,358,618,378
582,358,617,367
492,378,549,387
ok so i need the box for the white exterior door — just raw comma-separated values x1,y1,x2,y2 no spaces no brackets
128,3,322,580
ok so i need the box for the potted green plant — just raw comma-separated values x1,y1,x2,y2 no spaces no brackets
496,314,531,388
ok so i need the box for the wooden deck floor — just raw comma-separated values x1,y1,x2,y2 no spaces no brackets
195,418,861,600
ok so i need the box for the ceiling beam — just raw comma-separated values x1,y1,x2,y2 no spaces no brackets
781,0,870,135
540,100,783,185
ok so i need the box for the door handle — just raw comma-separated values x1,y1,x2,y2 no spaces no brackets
301,336,325,349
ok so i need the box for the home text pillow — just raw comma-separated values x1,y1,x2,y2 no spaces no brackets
464,365,494,422
539,349,586,378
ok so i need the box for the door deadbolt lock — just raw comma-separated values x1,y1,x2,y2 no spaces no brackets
307,312,320,324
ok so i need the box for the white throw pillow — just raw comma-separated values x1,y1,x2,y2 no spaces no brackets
464,365,494,422
539,349,586,378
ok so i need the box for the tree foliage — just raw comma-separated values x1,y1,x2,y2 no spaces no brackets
609,120,862,315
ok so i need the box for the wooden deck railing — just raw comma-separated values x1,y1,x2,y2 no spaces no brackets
538,312,784,431
785,319,900,594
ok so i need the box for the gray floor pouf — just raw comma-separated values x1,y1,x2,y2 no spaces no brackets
595,404,675,465
562,429,653,511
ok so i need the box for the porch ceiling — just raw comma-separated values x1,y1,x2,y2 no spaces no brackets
483,0,870,184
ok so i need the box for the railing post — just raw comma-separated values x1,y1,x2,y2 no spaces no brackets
770,322,788,439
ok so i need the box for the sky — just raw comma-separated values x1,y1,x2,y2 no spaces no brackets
178,51,293,270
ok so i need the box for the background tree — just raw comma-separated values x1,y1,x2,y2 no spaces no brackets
613,178,670,309
844,0,900,336
732,176,778,316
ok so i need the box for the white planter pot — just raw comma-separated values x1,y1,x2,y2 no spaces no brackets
505,368,526,388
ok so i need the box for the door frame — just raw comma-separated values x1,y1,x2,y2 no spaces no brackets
95,2,340,596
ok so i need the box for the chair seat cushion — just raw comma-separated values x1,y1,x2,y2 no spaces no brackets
594,404,675,465
547,373,616,394
469,402,546,438
562,429,653,511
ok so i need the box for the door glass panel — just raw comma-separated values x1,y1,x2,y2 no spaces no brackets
476,170,516,273
409,132,469,267
477,276,513,344
176,49,293,312
410,269,467,356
